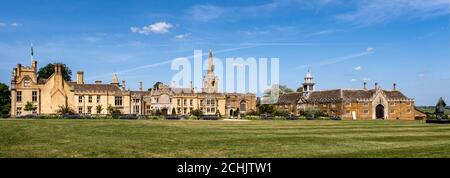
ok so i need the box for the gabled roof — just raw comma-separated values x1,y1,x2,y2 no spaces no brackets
276,92,304,105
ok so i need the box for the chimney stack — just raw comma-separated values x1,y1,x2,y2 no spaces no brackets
139,81,143,91
363,82,367,90
375,82,379,90
77,71,84,84
189,81,193,89
122,80,126,91
393,83,397,91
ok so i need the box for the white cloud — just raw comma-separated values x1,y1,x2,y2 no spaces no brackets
354,66,362,71
418,73,426,78
10,22,21,27
366,47,374,52
296,48,375,69
175,33,191,39
131,22,173,35
351,78,358,82
336,0,450,26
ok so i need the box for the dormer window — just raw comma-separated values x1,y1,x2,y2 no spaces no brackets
24,80,31,87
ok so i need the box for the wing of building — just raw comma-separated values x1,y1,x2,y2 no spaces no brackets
10,49,256,117
275,70,423,120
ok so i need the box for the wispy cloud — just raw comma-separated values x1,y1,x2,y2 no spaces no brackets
354,66,362,71
175,33,191,39
131,22,173,35
187,5,227,21
0,22,21,27
296,47,375,69
336,0,450,26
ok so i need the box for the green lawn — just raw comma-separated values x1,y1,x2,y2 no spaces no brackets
1,119,450,158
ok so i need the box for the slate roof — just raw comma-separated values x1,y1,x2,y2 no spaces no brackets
71,83,121,92
276,92,304,105
277,89,411,104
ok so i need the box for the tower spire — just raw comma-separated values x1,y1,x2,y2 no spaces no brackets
208,48,213,73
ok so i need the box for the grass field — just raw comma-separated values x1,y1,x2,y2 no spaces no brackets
1,119,450,158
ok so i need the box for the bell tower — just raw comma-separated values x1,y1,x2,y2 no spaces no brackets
302,68,315,94
203,49,219,93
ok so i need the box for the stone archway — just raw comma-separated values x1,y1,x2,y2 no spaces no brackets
230,109,233,116
376,104,385,119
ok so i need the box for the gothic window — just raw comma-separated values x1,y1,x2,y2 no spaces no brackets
240,101,247,112
97,96,101,103
87,106,92,114
16,91,22,102
115,96,123,106
212,81,215,87
78,96,83,103
78,107,83,114
88,96,92,103
177,99,181,106
184,99,187,106
190,99,193,106
32,91,37,102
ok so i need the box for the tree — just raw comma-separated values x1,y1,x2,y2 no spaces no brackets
259,104,275,114
264,85,294,97
190,109,203,117
154,109,162,116
37,63,72,81
57,105,75,115
0,83,11,118
24,101,37,113
172,108,176,115
96,105,103,114
149,82,164,91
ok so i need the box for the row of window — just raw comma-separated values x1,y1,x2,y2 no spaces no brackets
15,91,38,102
77,96,123,106
16,107,37,116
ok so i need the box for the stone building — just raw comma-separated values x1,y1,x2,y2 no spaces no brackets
275,70,424,120
10,48,256,117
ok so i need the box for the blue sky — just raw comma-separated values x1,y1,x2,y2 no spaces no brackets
0,0,449,105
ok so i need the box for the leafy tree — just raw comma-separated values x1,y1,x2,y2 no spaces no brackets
37,63,72,81
259,104,275,114
264,85,294,97
0,83,11,118
24,101,37,112
190,109,203,117
154,109,162,116
96,105,103,114
57,105,75,115
233,108,240,117
149,82,164,91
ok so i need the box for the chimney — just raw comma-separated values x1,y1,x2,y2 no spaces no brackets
363,82,367,90
32,60,37,71
77,71,84,84
54,64,60,74
122,80,126,91
95,81,102,84
189,81,193,89
393,83,397,91
139,81,143,91
375,82,379,90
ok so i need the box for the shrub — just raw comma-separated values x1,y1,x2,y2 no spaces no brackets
245,115,261,120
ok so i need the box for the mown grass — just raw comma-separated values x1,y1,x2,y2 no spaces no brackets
0,119,449,158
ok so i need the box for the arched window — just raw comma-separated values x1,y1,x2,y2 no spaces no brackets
240,101,247,112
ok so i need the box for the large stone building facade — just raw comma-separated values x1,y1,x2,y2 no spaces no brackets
10,49,256,117
275,70,425,120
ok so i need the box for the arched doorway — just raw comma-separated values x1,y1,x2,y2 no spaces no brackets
230,109,233,116
376,104,385,119
161,108,168,116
